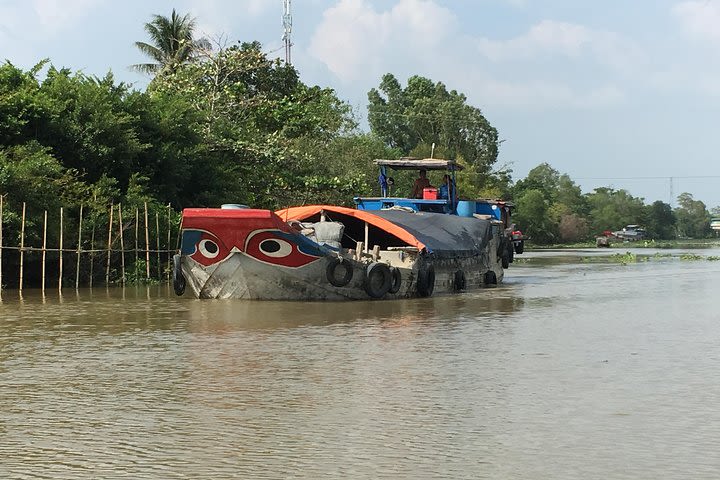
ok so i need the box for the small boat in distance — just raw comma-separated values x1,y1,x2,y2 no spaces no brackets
173,158,523,300
612,224,648,241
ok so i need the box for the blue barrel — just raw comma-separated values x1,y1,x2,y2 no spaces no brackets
456,200,476,217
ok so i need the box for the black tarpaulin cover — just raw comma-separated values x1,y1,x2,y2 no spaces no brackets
370,210,492,257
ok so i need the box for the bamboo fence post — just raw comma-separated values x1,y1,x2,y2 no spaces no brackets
76,205,83,290
118,204,126,286
0,195,4,300
166,204,172,281
155,212,161,280
364,222,369,252
59,207,64,291
135,208,139,270
89,198,97,288
41,210,47,292
144,202,150,280
19,202,26,293
106,203,113,285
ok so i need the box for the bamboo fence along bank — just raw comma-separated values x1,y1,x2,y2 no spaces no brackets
0,195,180,296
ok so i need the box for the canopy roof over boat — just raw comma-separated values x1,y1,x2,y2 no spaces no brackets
276,205,491,257
277,205,427,251
374,157,464,171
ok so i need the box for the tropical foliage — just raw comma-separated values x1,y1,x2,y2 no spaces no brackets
0,27,408,214
675,193,711,239
368,73,503,196
132,9,210,75
508,162,714,243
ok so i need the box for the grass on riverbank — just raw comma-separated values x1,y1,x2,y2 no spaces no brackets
584,251,720,265
529,238,720,250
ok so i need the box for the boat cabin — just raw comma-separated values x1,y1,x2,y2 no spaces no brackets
354,158,459,214
354,157,514,229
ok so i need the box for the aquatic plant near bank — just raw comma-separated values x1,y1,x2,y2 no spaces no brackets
578,251,719,265
611,251,637,265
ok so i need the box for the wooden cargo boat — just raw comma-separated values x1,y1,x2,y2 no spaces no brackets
173,158,522,300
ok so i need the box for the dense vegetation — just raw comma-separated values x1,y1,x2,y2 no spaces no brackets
1,9,718,263
511,163,717,243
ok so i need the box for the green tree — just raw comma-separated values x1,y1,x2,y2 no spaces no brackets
125,89,205,206
512,163,590,243
645,200,676,240
367,73,499,188
0,142,86,210
585,187,646,234
0,142,91,252
0,60,53,146
150,41,362,208
558,213,589,243
512,189,556,244
35,68,146,187
675,192,710,238
557,174,589,216
132,9,210,76
513,163,588,215
513,163,560,203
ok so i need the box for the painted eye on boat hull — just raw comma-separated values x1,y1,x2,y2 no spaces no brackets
244,230,320,268
259,239,292,258
184,229,231,267
199,239,220,259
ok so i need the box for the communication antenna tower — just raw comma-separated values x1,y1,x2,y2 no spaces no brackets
282,0,293,65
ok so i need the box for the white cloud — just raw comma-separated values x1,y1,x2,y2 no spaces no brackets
476,20,644,74
478,21,590,60
309,1,634,110
455,73,624,111
309,0,456,83
182,0,277,45
31,0,104,30
673,0,720,42
0,0,103,38
0,3,27,40
243,0,274,17
653,2,720,98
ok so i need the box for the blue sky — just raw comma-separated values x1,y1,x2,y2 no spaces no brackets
2,0,720,208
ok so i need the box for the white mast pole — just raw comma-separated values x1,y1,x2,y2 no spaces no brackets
282,0,293,65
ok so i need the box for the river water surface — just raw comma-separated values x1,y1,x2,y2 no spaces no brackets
2,249,720,479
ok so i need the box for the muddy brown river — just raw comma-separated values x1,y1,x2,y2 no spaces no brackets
1,249,720,479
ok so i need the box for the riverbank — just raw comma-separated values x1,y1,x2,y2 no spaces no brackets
528,238,720,250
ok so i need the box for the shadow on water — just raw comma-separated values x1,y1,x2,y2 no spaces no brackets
185,291,526,331
0,284,527,334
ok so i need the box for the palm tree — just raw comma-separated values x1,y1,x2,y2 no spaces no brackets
132,9,210,75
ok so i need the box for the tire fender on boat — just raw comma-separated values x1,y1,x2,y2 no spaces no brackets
172,254,186,296
388,267,402,294
364,262,392,298
416,264,435,297
453,270,466,291
326,257,354,287
498,237,511,269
